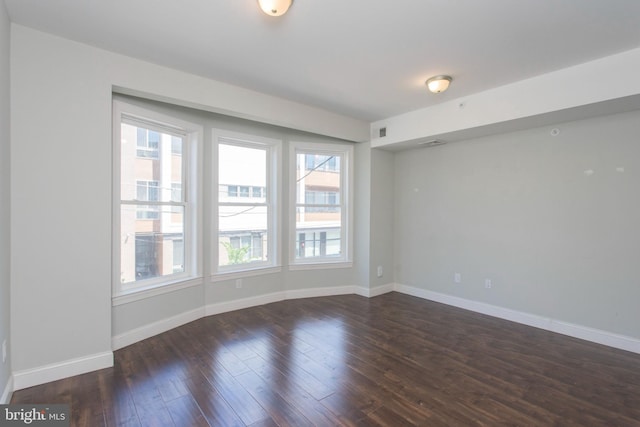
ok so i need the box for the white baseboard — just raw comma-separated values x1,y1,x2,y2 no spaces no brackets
394,283,640,355
285,285,357,300
1,375,13,404
203,284,394,317
13,351,113,391
356,283,395,298
205,291,285,316
112,306,205,350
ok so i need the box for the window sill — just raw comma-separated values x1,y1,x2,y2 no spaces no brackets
288,261,353,271
112,277,204,306
212,266,282,282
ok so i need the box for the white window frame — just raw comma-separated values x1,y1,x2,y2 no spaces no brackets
289,141,353,269
212,129,281,280
112,100,203,300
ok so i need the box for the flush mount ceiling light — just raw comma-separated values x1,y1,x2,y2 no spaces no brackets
258,0,292,16
426,75,452,93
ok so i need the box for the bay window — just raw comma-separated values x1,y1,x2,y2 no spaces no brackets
114,97,354,299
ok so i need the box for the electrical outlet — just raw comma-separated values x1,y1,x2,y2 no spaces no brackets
235,279,243,289
377,265,383,278
485,279,492,289
454,273,461,283
2,339,6,364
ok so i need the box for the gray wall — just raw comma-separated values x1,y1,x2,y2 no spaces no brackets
10,25,113,374
0,0,11,399
369,148,394,288
352,143,396,292
354,142,371,289
394,110,640,339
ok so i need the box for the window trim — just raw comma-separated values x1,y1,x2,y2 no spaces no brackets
211,129,281,278
289,141,354,268
112,100,203,299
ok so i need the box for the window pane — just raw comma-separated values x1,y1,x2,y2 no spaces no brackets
218,205,268,266
171,183,182,203
223,185,234,197
295,206,341,259
173,239,184,273
304,190,340,212
148,131,160,149
302,154,339,173
136,128,147,146
294,150,343,261
120,205,185,284
252,186,262,198
296,153,341,204
171,136,182,155
121,122,183,203
219,144,266,203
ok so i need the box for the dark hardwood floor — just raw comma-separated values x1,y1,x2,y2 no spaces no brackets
11,292,640,426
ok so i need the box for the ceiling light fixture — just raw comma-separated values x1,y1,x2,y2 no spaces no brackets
258,0,292,16
426,75,452,93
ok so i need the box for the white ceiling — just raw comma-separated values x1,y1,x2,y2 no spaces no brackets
4,0,640,122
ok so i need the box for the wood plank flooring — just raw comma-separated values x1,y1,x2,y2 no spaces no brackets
11,292,640,426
